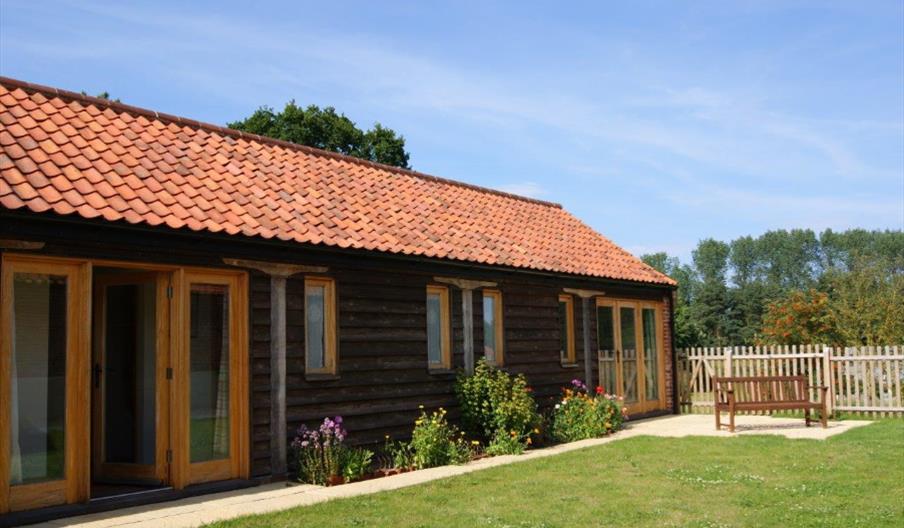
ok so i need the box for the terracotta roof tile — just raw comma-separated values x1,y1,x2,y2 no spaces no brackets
0,77,674,285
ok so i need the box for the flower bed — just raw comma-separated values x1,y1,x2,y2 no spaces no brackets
550,380,627,442
290,374,626,487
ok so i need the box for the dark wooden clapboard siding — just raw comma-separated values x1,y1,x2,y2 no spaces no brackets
248,267,671,477
0,212,675,481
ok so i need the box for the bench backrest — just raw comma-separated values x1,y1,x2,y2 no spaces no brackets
713,376,809,404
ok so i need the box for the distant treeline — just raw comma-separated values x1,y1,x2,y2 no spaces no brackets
642,229,904,347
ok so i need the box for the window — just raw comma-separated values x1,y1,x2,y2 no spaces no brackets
426,285,451,370
482,289,503,366
558,294,576,365
304,278,337,376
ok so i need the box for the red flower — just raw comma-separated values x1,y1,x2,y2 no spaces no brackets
595,386,604,395
525,387,533,393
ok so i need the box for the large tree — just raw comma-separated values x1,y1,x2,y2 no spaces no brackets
228,102,411,169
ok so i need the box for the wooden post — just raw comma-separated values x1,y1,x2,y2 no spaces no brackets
823,346,834,417
462,288,474,374
434,277,497,375
270,275,287,478
582,296,592,387
725,346,734,378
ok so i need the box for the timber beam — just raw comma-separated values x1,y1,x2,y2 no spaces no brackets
222,257,327,277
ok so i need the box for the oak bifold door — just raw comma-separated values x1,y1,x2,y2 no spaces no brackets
596,299,666,415
1,255,248,514
91,271,170,487
1,258,89,513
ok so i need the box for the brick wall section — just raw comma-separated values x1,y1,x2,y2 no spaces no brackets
662,293,675,411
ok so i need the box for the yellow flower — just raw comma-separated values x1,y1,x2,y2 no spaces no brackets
418,405,425,409
533,428,540,434
526,438,532,445
471,440,480,445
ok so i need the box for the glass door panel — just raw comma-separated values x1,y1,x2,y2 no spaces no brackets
596,304,617,395
178,271,247,488
642,308,660,404
92,272,165,485
619,306,639,404
2,257,88,513
12,273,68,485
189,284,230,464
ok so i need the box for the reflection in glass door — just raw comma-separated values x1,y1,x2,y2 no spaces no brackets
596,305,617,395
619,305,639,404
189,283,231,464
177,271,247,488
642,308,660,403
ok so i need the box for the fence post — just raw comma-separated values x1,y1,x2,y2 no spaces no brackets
725,346,733,378
823,346,834,417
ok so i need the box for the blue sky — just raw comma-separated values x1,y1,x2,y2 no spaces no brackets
1,1,902,261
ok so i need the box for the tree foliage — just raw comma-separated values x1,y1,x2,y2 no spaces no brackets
228,102,411,168
759,289,838,345
643,229,904,347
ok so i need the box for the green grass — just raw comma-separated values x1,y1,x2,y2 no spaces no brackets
209,421,904,528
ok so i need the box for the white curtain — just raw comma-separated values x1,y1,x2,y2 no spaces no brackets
9,285,23,485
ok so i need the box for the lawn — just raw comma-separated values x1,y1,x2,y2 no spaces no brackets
210,421,904,528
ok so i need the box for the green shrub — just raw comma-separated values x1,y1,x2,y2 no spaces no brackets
341,447,374,482
486,429,530,456
549,381,625,442
381,436,414,470
455,360,541,451
410,407,472,469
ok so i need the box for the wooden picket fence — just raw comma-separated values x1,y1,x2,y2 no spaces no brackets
677,345,904,418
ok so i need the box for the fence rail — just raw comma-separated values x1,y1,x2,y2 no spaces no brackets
677,345,904,418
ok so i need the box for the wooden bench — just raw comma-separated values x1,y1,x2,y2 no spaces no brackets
714,375,828,432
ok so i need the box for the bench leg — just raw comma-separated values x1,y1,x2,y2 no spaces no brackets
805,407,811,427
821,404,827,428
715,408,721,431
729,409,735,433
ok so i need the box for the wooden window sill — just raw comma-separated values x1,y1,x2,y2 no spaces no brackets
428,367,456,376
560,362,580,369
305,373,340,381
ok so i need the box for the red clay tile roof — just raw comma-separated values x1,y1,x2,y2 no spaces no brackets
0,77,674,286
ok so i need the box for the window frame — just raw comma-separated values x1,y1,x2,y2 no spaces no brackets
558,294,577,366
482,289,504,366
303,277,337,377
425,285,452,371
